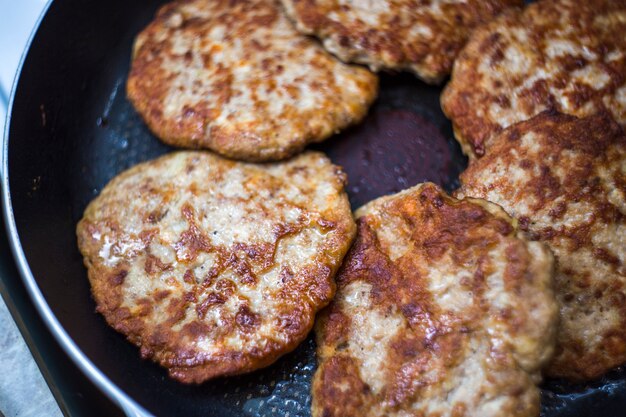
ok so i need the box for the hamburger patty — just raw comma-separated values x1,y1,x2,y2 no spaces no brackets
312,183,558,417
441,0,626,158
456,111,626,381
76,151,356,383
281,0,522,84
127,0,378,162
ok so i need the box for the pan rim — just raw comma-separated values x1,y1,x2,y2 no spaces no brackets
1,2,152,416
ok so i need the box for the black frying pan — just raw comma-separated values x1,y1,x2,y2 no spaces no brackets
3,0,626,416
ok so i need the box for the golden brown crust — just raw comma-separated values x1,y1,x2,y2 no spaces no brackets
281,0,522,84
76,151,356,383
457,111,626,381
441,0,626,158
312,183,558,417
127,0,378,162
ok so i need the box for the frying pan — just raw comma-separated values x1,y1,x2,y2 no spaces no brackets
3,0,626,416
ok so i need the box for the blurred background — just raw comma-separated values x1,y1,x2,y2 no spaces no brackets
0,0,47,129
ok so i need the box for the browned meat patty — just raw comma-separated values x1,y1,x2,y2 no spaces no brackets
456,111,626,381
127,0,378,162
281,0,522,84
441,0,626,159
76,151,356,383
312,183,558,417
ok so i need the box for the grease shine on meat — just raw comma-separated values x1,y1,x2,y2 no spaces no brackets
127,0,378,161
312,183,558,417
457,111,626,381
77,151,356,383
442,0,626,158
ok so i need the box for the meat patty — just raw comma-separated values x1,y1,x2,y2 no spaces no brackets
127,0,378,162
76,151,356,383
312,183,558,417
441,0,626,159
281,0,522,84
456,111,626,381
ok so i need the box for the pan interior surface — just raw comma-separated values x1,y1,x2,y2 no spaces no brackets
5,0,626,415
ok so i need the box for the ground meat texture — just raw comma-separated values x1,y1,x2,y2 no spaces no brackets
77,151,356,383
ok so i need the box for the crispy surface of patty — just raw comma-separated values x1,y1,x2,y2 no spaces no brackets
312,183,558,417
76,151,356,383
457,111,626,381
126,0,378,162
281,0,522,84
441,0,626,158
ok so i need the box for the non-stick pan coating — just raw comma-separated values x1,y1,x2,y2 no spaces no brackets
5,0,626,415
